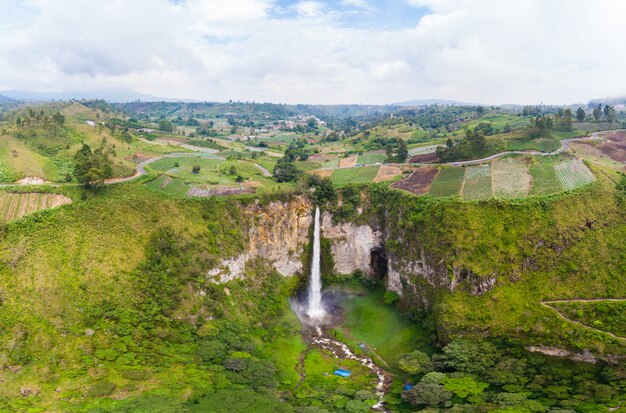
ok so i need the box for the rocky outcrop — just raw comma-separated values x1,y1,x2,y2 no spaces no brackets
320,211,382,276
208,196,313,282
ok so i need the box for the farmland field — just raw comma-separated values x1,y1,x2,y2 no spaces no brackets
492,158,531,198
147,156,263,186
428,167,464,197
462,165,492,200
357,151,386,165
330,166,379,187
338,155,358,168
391,167,438,195
145,175,191,197
408,145,438,156
373,165,402,182
529,162,562,196
0,192,72,222
553,160,595,190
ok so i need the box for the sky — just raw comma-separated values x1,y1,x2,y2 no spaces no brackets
0,0,625,104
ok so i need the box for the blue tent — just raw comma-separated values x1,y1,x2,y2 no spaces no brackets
334,369,352,377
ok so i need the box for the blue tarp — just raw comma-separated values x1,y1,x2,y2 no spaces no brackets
334,369,352,377
404,384,413,390
358,343,366,349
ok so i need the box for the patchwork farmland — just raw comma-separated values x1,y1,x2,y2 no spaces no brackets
0,192,72,222
392,155,596,200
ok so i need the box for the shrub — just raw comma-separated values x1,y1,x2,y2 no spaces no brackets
86,380,116,397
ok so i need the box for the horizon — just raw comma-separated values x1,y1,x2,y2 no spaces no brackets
1,0,626,105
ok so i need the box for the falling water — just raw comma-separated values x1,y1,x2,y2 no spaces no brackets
307,206,325,319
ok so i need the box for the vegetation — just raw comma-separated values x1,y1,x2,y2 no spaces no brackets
0,99,625,412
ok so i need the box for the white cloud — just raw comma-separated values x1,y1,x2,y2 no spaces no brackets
340,0,373,11
0,0,625,104
293,1,326,18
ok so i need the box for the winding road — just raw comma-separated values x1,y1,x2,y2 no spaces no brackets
0,130,619,188
410,132,608,166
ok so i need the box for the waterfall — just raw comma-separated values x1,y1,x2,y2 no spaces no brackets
307,206,325,319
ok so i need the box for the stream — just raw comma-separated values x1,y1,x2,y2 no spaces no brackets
291,205,392,411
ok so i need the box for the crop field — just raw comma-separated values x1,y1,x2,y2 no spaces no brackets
553,160,595,190
338,155,358,168
529,163,562,195
145,175,191,197
462,165,492,200
373,165,402,182
428,167,464,197
492,158,531,198
464,164,491,179
391,166,438,195
330,165,379,187
0,192,72,222
408,145,438,156
147,156,264,186
357,151,386,165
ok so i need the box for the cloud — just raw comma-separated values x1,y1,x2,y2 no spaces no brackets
0,0,625,104
340,0,373,11
293,1,326,18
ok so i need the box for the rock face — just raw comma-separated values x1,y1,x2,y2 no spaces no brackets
207,195,496,309
320,211,382,276
207,196,313,282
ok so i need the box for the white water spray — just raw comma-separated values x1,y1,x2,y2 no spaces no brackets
307,206,325,319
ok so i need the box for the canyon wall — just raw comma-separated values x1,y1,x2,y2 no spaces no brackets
207,195,468,309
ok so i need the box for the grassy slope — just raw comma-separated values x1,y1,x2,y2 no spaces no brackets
366,165,626,353
0,183,244,410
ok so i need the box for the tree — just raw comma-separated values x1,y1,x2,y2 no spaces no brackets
73,143,113,189
402,381,452,407
398,350,433,375
159,120,173,132
52,112,65,125
503,123,512,133
385,137,408,163
576,107,586,122
307,117,318,129
443,339,500,375
273,158,300,182
192,165,201,174
605,105,616,122
593,104,602,121
441,376,489,398
562,109,573,130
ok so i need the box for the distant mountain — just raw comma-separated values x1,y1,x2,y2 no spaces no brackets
588,96,626,106
0,88,192,103
391,98,479,106
0,94,17,103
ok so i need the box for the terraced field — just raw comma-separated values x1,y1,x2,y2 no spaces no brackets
0,192,72,222
553,160,595,190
